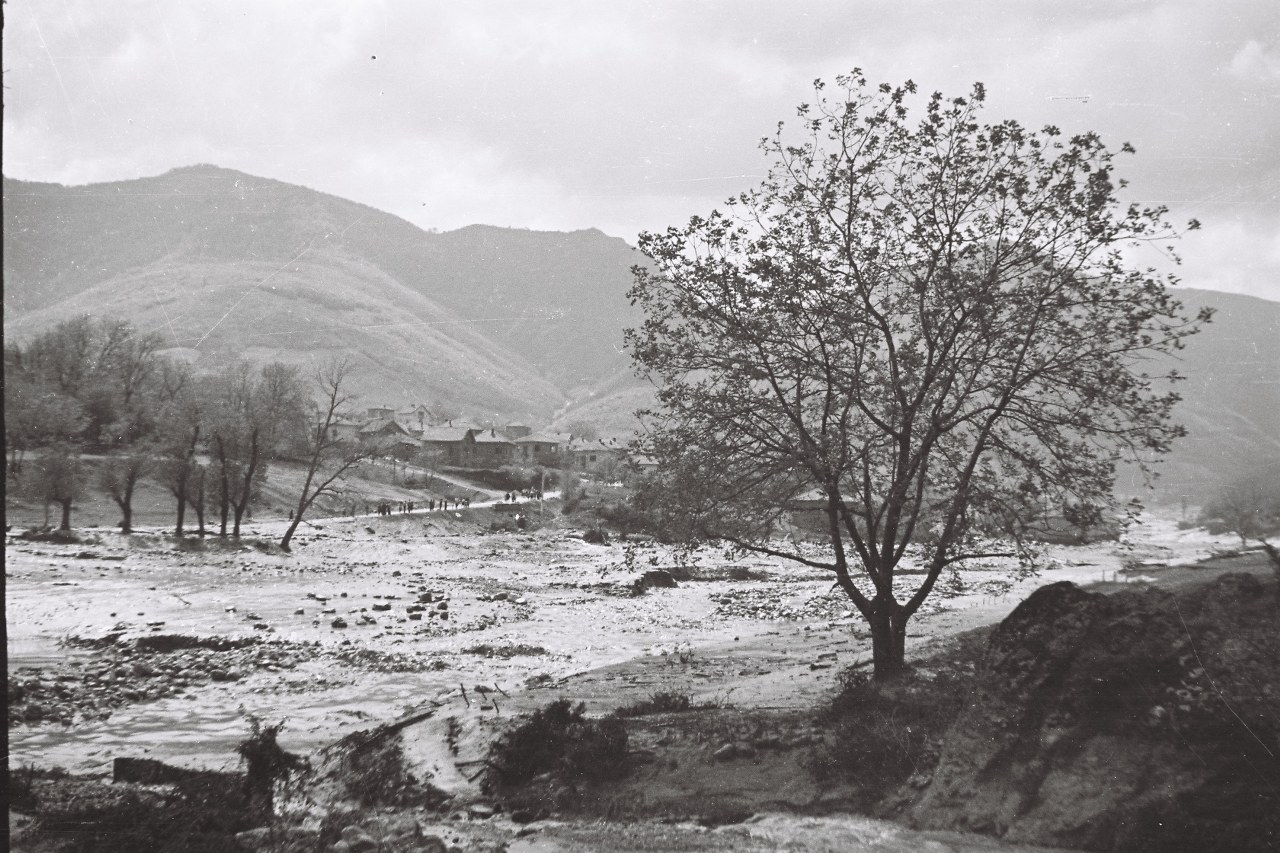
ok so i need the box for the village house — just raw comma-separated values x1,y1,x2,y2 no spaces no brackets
396,404,435,435
419,426,477,467
564,437,624,475
358,417,419,458
472,429,515,467
513,432,563,465
324,417,364,442
624,452,659,476
313,402,628,474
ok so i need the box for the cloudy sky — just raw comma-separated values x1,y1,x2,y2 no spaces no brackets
4,0,1278,300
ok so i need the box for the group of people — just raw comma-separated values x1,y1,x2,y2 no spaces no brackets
366,496,472,517
503,489,544,502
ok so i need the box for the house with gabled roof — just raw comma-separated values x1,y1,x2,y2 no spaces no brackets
358,418,418,457
513,432,563,465
472,429,515,466
565,436,624,474
419,426,476,467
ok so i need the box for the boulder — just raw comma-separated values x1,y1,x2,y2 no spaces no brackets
632,570,679,595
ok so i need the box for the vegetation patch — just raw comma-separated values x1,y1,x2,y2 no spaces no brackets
326,729,447,808
483,699,629,798
611,691,715,717
814,627,989,810
130,633,261,653
14,765,253,853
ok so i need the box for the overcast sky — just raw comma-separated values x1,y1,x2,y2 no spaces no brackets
4,0,1278,300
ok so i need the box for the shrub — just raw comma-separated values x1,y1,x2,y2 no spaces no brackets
612,691,698,717
237,718,305,817
816,653,979,806
595,499,660,535
484,699,628,793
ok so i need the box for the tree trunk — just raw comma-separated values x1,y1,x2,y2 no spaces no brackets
280,513,303,551
174,493,187,537
219,498,229,537
59,498,73,533
868,602,909,681
118,482,135,534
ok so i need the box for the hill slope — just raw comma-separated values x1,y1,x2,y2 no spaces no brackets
3,166,642,415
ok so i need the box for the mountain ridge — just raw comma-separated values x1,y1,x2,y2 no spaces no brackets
4,166,643,417
5,166,1277,500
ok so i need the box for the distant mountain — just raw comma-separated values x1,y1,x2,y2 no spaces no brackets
5,167,1276,503
554,287,1280,505
1127,287,1280,502
3,166,643,418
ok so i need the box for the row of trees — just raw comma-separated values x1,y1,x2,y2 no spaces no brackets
5,317,376,548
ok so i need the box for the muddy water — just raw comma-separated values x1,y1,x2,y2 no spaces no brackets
500,813,1074,852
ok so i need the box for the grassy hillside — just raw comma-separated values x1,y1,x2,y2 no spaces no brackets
3,166,642,411
3,248,567,418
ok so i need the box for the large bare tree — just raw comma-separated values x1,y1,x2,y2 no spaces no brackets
628,72,1208,680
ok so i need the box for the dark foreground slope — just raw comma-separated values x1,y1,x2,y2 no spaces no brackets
906,570,1280,851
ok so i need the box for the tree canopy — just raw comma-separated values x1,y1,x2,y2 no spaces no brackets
627,72,1208,679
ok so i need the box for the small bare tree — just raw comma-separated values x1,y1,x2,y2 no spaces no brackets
29,443,86,533
1202,469,1280,549
99,449,153,533
280,359,380,551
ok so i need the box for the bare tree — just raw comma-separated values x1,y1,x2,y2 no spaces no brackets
206,362,307,537
28,443,86,533
280,359,380,550
153,359,205,536
628,72,1207,680
99,449,154,533
1201,469,1280,548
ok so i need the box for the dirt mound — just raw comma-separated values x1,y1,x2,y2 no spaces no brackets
908,573,1280,851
